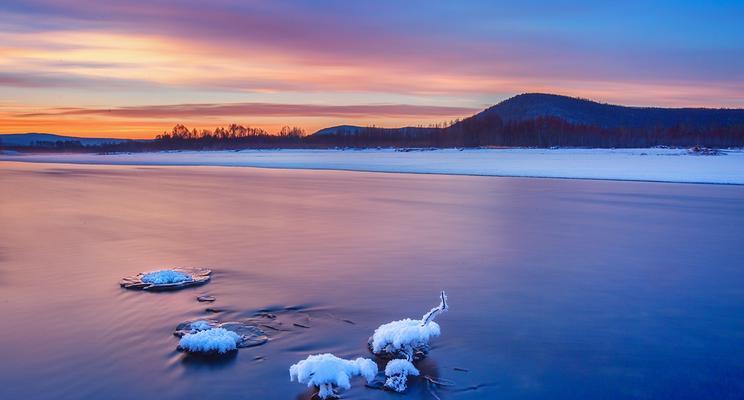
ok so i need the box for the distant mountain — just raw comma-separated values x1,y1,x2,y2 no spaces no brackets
312,125,434,136
0,133,136,147
469,93,744,129
313,125,366,136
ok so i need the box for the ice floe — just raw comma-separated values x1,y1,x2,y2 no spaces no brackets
119,267,211,290
141,269,191,284
174,319,268,350
178,328,241,354
289,353,377,399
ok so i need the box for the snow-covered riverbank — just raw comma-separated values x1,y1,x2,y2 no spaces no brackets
3,148,744,184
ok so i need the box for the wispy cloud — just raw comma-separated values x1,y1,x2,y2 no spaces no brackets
16,102,480,119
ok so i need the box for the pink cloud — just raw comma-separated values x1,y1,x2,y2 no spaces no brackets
16,102,480,119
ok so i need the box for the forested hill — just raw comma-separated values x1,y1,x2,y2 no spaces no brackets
475,93,744,129
436,93,744,148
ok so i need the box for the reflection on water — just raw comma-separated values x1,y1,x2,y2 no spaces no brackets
1,162,743,399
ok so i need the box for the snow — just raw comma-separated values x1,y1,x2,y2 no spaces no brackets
384,359,420,392
178,327,241,354
289,353,377,399
140,269,192,285
3,147,744,184
384,358,420,376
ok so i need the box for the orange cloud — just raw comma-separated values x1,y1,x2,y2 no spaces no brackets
0,102,479,138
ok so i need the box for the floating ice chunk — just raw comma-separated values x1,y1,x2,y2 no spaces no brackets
141,269,191,284
174,320,268,348
120,267,211,291
178,328,241,354
197,295,216,302
370,291,448,360
384,359,419,392
289,353,377,399
189,320,213,332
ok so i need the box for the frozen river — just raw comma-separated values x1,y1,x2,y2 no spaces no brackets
1,161,743,399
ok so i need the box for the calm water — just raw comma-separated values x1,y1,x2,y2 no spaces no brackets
1,162,743,399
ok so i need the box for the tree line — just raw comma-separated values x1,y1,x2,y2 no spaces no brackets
4,116,743,152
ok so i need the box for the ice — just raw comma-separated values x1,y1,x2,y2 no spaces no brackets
141,269,192,284
4,147,744,184
384,359,420,392
370,291,448,360
178,327,241,354
289,353,378,399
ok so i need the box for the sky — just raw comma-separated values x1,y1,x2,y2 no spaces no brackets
0,0,742,138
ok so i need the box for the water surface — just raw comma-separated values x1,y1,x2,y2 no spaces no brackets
1,162,743,399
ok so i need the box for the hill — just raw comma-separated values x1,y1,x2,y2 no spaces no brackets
312,125,435,136
307,94,744,148
472,93,744,129
440,93,744,148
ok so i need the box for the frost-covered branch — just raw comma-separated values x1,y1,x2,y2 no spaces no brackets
421,291,448,326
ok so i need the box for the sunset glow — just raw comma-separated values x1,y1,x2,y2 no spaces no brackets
1,0,742,138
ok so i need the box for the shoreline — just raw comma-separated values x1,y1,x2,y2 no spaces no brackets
4,159,744,187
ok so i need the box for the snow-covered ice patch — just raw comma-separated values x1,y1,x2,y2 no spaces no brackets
178,328,241,354
141,270,191,284
119,267,211,290
289,353,377,399
370,291,448,360
174,319,268,349
384,359,420,392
